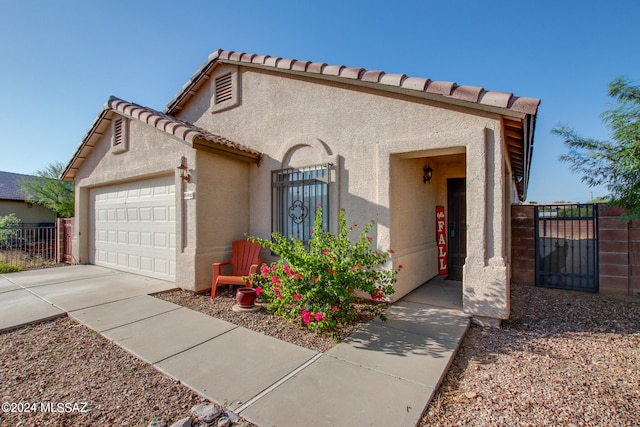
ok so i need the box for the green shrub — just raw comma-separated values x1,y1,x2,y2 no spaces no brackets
0,262,22,273
249,207,402,336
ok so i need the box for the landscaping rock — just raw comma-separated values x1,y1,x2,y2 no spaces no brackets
169,417,192,427
226,411,241,424
191,403,222,424
216,415,231,427
148,421,169,427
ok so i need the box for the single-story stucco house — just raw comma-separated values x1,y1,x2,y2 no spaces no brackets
61,49,539,323
0,171,57,224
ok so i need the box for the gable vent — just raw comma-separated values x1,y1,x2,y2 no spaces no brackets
113,118,124,145
215,73,233,104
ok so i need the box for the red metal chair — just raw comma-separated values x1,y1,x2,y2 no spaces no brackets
211,240,262,300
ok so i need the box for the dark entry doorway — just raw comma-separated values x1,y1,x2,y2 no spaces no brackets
447,178,466,280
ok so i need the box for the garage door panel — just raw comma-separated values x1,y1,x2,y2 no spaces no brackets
90,176,176,281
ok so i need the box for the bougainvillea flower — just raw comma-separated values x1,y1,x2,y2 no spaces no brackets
294,293,301,300
294,273,301,280
315,312,324,321
255,287,262,296
272,275,280,284
301,310,311,325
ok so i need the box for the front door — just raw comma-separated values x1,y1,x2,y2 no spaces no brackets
447,178,466,280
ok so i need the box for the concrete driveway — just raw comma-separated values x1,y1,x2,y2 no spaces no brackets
0,265,176,332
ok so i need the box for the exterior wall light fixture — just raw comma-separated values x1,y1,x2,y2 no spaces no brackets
177,158,191,183
423,165,434,184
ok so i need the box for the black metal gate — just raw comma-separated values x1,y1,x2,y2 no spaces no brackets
535,204,599,292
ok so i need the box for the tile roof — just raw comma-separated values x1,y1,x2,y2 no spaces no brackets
164,49,539,200
165,49,540,117
0,170,33,201
107,97,262,160
62,97,262,181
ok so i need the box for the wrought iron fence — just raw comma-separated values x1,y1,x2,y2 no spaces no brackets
535,204,599,292
0,223,57,268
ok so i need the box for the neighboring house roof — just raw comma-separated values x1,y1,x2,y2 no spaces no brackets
61,96,263,181
164,49,539,200
0,170,33,201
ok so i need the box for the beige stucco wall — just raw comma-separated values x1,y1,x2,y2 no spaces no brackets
191,150,251,292
0,200,56,223
70,113,252,291
173,64,514,320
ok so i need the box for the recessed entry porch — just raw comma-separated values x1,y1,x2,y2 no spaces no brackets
402,275,463,311
389,148,466,305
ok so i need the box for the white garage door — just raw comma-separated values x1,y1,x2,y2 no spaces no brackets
90,176,176,281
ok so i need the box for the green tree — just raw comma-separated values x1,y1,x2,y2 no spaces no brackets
553,76,640,221
20,162,74,218
0,213,21,248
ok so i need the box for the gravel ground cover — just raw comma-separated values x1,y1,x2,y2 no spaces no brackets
0,317,221,427
421,285,640,426
154,287,384,353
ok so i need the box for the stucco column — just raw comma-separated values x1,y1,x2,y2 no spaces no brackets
463,127,509,323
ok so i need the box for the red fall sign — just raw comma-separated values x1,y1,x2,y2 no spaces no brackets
436,206,448,274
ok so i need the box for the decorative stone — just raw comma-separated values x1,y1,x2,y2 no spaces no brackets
225,411,241,423
169,417,192,427
216,415,231,427
148,421,169,427
191,403,222,424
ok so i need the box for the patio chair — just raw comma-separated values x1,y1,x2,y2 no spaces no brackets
211,240,262,300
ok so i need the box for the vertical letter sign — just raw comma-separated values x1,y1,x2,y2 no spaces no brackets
436,206,448,274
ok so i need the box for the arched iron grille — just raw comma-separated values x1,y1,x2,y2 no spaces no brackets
272,163,330,243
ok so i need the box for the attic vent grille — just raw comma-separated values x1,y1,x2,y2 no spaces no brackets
113,118,124,145
215,73,233,104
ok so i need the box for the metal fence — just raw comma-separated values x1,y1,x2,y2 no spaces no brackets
535,204,599,292
0,223,58,268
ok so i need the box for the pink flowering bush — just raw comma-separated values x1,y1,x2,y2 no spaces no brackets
249,207,401,335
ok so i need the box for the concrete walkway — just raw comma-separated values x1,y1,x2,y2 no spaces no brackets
0,266,469,427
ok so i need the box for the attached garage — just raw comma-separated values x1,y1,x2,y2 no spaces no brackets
90,175,176,281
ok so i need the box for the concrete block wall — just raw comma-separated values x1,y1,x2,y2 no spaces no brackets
598,206,640,296
511,204,639,296
510,205,536,286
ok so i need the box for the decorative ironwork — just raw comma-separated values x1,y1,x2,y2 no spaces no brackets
272,163,331,242
288,200,308,224
535,203,599,292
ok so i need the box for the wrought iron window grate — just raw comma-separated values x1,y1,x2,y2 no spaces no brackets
272,163,331,243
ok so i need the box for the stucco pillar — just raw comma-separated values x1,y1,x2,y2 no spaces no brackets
463,128,509,322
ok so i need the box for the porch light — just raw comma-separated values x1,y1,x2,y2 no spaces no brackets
177,159,191,183
423,165,434,184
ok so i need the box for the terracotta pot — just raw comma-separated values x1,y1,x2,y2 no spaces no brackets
236,287,257,308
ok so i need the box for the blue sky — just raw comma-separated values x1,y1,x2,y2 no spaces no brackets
1,0,637,203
